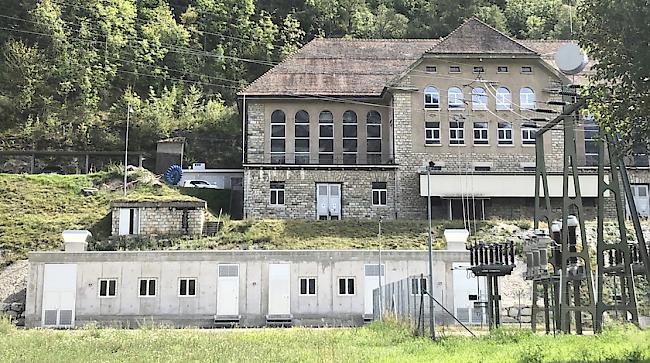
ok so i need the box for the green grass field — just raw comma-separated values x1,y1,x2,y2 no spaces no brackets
0,320,648,362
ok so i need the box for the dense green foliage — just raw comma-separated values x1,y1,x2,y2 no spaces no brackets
577,0,650,153
0,0,580,165
0,319,648,362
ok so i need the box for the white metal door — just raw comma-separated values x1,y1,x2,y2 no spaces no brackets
452,262,486,325
316,183,341,220
268,263,291,315
364,264,385,315
42,264,77,327
217,264,239,316
118,208,130,235
627,184,649,218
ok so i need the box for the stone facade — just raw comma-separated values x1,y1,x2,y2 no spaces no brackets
244,167,398,219
111,201,206,236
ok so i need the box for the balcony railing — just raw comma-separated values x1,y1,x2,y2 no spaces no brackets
246,152,394,166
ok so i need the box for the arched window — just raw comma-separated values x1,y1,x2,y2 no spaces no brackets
496,87,511,110
270,110,286,164
519,87,535,110
424,86,440,109
343,111,357,164
448,87,464,109
367,111,382,164
294,110,310,164
472,87,487,110
318,111,334,164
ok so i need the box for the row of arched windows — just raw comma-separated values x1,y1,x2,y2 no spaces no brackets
424,87,536,110
270,110,383,165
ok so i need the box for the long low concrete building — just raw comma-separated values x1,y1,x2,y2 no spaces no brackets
25,248,474,328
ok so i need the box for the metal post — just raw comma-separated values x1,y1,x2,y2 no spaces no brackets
486,275,494,329
378,217,383,321
123,103,131,196
426,166,436,340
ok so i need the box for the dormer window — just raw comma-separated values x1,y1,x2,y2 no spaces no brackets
425,66,437,73
449,66,461,73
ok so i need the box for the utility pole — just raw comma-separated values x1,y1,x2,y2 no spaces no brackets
426,161,436,340
123,103,133,196
378,216,383,321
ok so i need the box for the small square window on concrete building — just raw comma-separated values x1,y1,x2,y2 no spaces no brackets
111,199,207,236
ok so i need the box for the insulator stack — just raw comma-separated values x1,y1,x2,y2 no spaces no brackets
467,241,516,268
523,229,553,280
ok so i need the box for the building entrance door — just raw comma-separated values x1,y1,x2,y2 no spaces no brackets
316,183,341,220
626,184,649,218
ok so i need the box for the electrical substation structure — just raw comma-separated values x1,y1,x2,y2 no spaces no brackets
529,84,650,334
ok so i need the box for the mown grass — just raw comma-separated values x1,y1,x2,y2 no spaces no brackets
0,319,647,362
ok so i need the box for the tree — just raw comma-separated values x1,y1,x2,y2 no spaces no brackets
578,0,650,151
475,4,508,33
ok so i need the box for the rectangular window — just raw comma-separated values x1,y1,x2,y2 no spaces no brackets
584,117,599,166
98,279,117,297
522,128,536,145
449,66,461,73
425,66,437,73
449,121,465,145
473,122,489,145
299,277,317,296
521,66,533,74
179,278,197,297
473,66,484,73
372,182,387,206
343,122,357,164
270,181,285,206
497,66,509,73
338,277,355,295
474,166,491,172
319,122,334,164
425,122,441,145
138,278,157,297
411,276,427,295
295,122,310,164
271,118,286,164
498,122,513,145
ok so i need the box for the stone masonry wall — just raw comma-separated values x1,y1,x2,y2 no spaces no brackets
111,206,205,236
244,168,397,219
246,102,265,164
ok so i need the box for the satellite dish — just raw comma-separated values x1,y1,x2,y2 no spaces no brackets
554,43,588,75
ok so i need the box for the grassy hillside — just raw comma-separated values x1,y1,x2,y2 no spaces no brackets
0,319,647,362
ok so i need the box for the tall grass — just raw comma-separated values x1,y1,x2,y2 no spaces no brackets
0,321,647,362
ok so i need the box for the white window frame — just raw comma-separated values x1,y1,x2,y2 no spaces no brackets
472,66,484,74
371,182,388,206
343,110,358,164
471,87,488,110
521,66,533,74
294,110,310,164
449,65,461,73
337,277,356,296
520,87,536,110
138,278,157,297
496,87,512,110
178,278,197,297
270,181,285,206
473,122,489,145
299,277,317,296
98,278,117,298
366,111,382,164
319,111,334,164
425,122,441,145
498,122,513,145
449,121,465,145
448,87,465,110
270,110,286,164
522,127,536,146
424,86,440,109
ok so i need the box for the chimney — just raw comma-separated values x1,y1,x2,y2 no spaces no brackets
62,230,92,252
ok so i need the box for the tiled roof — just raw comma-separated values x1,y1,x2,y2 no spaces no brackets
520,40,593,84
240,38,439,97
426,17,538,55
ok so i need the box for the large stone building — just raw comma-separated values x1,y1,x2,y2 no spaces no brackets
239,18,650,221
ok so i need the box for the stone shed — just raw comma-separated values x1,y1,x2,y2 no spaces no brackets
111,199,206,236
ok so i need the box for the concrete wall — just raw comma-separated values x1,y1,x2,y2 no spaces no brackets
111,201,206,236
25,250,468,328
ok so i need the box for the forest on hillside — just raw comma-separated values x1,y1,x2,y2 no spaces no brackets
0,0,606,168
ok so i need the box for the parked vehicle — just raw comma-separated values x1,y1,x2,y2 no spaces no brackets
183,180,218,189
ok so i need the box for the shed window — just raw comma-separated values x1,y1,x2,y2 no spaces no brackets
99,279,117,297
179,278,197,296
138,278,157,297
299,277,317,296
338,277,355,295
